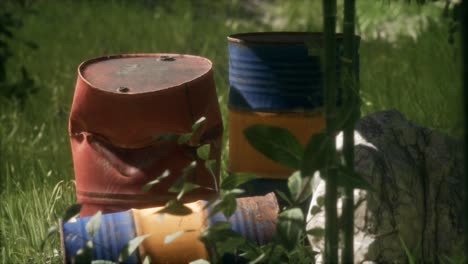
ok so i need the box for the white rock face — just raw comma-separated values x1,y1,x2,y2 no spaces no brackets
306,110,464,263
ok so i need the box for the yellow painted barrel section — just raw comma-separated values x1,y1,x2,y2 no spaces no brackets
132,201,209,263
229,108,325,179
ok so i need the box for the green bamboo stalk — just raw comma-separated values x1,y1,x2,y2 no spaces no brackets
342,0,357,263
462,0,468,259
322,0,339,262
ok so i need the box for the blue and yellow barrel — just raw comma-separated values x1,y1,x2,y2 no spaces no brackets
227,32,359,198
60,193,278,263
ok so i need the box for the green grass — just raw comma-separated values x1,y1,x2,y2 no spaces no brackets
0,0,462,263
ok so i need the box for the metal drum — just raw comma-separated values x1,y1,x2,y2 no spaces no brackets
60,193,279,263
228,32,359,180
69,54,223,216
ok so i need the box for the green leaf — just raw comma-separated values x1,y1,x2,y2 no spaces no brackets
399,235,416,264
220,173,256,190
91,261,115,264
309,205,322,215
287,171,302,202
221,188,244,196
168,162,200,200
301,133,334,177
178,183,201,200
74,240,93,263
190,259,210,264
187,117,207,146
182,161,197,177
244,125,303,169
220,195,237,217
118,234,151,262
306,227,325,238
316,195,325,207
164,229,195,244
248,253,266,264
297,176,314,204
276,208,304,250
336,165,376,191
238,241,264,260
200,222,246,261
205,159,217,176
288,171,314,204
142,169,170,192
197,144,211,160
177,133,192,145
208,194,237,218
62,203,82,222
85,211,102,237
175,182,201,200
142,256,151,264
152,132,179,142
40,226,58,251
205,221,231,231
157,200,193,216
192,116,207,131
275,190,293,207
164,230,185,244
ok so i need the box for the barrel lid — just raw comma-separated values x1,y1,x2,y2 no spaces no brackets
79,54,212,94
227,32,355,45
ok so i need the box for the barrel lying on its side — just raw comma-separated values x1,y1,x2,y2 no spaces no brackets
60,193,279,263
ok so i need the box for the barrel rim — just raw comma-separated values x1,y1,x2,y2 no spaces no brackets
77,53,213,95
227,31,360,45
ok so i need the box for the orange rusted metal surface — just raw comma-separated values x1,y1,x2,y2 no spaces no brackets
229,107,325,178
69,54,223,216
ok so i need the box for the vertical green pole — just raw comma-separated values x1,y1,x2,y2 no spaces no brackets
322,0,339,263
462,0,468,259
342,0,357,263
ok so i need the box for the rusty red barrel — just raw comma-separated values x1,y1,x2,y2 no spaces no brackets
60,193,279,263
69,53,223,216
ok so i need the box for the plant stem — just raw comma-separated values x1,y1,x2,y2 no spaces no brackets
342,0,357,263
322,0,339,263
462,0,468,259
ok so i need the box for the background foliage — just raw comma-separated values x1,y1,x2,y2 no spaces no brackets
0,0,462,262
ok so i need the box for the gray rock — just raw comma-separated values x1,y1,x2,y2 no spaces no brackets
306,110,464,263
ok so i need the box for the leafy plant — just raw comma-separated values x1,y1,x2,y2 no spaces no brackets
241,118,374,262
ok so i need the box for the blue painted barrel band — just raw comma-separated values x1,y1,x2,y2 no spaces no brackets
229,64,340,77
228,81,324,94
61,211,138,264
227,32,359,111
228,88,323,111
